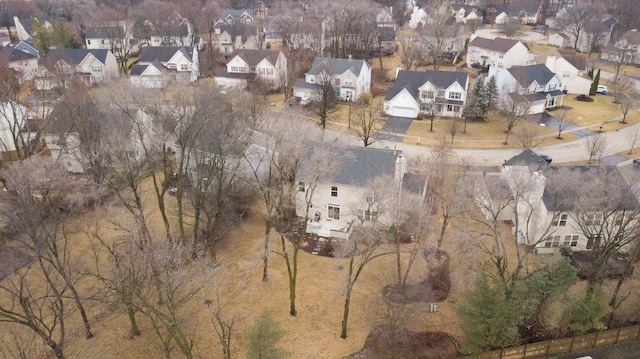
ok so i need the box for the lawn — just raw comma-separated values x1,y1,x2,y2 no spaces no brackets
560,93,633,126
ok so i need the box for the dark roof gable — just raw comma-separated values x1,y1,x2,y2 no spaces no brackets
385,69,468,101
468,36,522,53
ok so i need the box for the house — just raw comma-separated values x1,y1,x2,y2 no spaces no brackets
0,46,39,81
14,41,39,58
297,144,426,239
601,29,640,65
13,16,53,42
0,32,9,46
450,4,483,24
130,46,198,87
547,32,571,48
535,49,591,94
501,151,639,254
36,49,118,89
217,24,261,55
292,57,371,102
495,3,541,25
0,101,30,158
409,5,447,29
384,69,469,119
215,49,287,90
376,6,396,29
556,12,617,53
490,63,565,114
85,26,126,50
215,9,254,28
466,36,531,69
420,24,466,59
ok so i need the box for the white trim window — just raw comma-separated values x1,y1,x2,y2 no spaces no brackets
448,91,462,100
328,205,340,220
552,213,568,226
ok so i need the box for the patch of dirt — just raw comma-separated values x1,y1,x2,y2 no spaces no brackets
344,327,460,359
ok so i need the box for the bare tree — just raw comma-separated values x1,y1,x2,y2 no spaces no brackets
554,107,574,139
399,36,422,71
309,72,339,130
447,118,460,144
501,17,521,39
513,121,545,149
353,98,385,147
584,132,608,164
498,80,531,145
603,42,637,83
207,279,243,359
557,4,604,51
626,125,640,154
612,78,637,123
419,11,463,71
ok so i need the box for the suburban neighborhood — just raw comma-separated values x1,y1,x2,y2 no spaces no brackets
1,0,640,358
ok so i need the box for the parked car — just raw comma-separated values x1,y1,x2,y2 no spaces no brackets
596,85,608,95
633,158,640,168
536,153,553,163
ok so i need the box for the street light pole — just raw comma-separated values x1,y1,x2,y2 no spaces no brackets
348,95,351,131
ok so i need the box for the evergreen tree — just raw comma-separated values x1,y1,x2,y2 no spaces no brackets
463,75,486,120
246,311,289,359
485,75,499,117
51,18,82,49
32,16,53,55
594,69,601,89
568,287,609,335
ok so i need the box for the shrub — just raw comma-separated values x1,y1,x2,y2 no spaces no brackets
575,94,594,102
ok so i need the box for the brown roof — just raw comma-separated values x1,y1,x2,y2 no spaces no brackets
468,36,522,52
536,49,586,71
229,49,281,67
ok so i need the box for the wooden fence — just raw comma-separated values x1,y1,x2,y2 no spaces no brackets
463,325,640,359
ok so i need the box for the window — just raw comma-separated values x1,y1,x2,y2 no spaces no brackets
545,235,561,248
446,104,454,112
448,92,462,100
422,91,434,99
91,65,103,72
563,235,579,247
562,71,571,78
309,77,315,83
87,40,91,45
328,205,340,220
331,186,338,197
298,181,305,192
552,213,568,226
267,68,273,75
586,234,602,249
357,209,377,221
259,68,265,75
437,89,445,98
499,54,504,58
231,66,238,72
180,64,188,71
586,213,603,225
344,79,352,86
615,213,627,226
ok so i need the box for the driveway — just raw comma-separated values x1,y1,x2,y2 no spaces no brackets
473,28,545,42
533,113,597,139
381,116,413,142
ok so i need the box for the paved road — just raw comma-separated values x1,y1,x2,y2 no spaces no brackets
548,340,640,359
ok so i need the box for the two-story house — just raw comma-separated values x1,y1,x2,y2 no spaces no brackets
297,144,426,240
535,49,591,94
215,49,287,90
384,69,469,119
35,49,118,89
0,46,39,81
292,57,371,102
466,36,531,70
409,5,448,29
601,29,640,65
215,9,255,28
130,46,198,88
555,12,617,53
85,26,126,50
450,4,483,24
490,63,565,114
217,24,261,55
495,3,541,25
501,150,639,254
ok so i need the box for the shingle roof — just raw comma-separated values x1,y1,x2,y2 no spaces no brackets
46,49,109,65
451,4,475,16
17,16,53,36
140,46,193,63
220,9,254,19
496,4,539,17
468,36,522,52
503,149,550,168
507,64,556,87
402,172,428,195
385,69,468,101
85,26,125,39
307,57,370,78
300,143,401,187
536,49,587,71
0,46,37,62
229,49,281,67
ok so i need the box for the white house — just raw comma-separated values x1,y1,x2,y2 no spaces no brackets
0,101,29,156
547,32,571,48
0,46,39,81
450,4,483,24
130,46,198,87
384,69,469,119
36,49,118,89
536,49,591,94
490,63,565,114
13,16,53,42
217,24,261,55
466,36,531,69
495,3,541,25
557,14,617,53
297,144,426,240
601,29,640,65
501,150,639,254
215,9,255,28
85,26,127,50
292,57,371,102
215,49,287,90
409,5,447,28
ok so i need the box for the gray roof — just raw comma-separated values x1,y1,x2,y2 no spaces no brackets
508,64,556,87
300,143,401,187
307,57,370,78
16,16,53,36
229,49,280,66
385,69,468,101
46,49,109,65
293,78,317,90
497,4,539,17
402,172,428,195
130,63,148,76
14,41,39,57
140,46,193,63
0,46,37,62
468,36,522,52
220,9,254,19
503,149,549,168
525,89,564,102
85,26,125,39
541,166,639,211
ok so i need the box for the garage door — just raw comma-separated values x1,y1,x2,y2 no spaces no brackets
391,106,418,119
